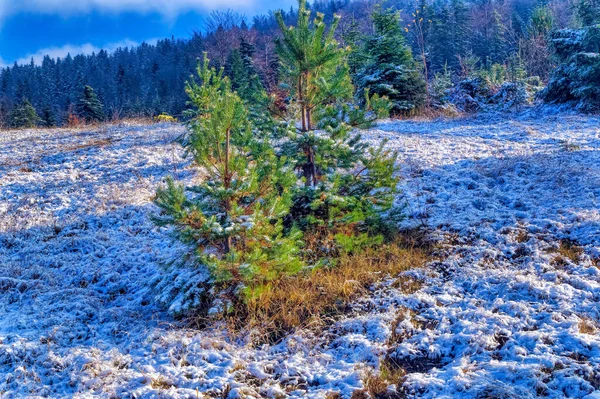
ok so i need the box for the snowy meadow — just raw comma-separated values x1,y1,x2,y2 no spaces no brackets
1,113,600,398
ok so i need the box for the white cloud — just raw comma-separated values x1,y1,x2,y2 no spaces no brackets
13,38,158,66
0,0,260,20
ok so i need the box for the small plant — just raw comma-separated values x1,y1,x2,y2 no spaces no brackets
155,1,412,328
154,113,178,123
154,54,303,305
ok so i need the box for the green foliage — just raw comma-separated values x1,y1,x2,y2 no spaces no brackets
40,106,56,128
529,6,554,37
276,1,401,259
542,25,600,111
275,0,351,132
154,54,303,299
225,38,266,106
76,85,104,123
11,98,38,128
431,64,454,106
353,6,426,115
577,0,600,26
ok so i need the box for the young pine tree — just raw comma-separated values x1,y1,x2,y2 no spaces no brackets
11,98,39,128
354,7,427,115
76,85,104,123
154,55,303,300
276,0,400,259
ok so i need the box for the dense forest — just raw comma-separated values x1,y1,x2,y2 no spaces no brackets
0,0,598,128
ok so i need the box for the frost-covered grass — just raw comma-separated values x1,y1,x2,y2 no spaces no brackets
1,113,599,398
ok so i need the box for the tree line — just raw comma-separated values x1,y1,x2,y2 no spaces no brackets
0,0,597,128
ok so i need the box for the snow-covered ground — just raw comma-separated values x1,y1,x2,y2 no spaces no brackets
0,113,599,398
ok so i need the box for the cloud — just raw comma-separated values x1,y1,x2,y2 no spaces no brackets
14,39,158,65
0,0,262,20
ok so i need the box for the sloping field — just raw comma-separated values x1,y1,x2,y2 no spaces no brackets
1,113,599,398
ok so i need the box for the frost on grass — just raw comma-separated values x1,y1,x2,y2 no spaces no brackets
1,114,600,398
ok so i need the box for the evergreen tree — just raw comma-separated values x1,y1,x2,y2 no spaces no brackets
541,0,600,111
154,54,303,300
276,0,400,258
225,38,266,104
489,10,508,65
11,98,38,128
40,106,56,128
76,85,104,123
354,6,426,114
577,0,600,26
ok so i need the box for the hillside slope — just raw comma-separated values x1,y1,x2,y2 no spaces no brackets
1,114,599,398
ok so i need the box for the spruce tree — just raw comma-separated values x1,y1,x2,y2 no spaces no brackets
154,54,303,300
76,85,104,123
276,0,400,258
354,6,426,115
11,98,38,128
225,38,266,105
541,0,600,111
40,106,56,128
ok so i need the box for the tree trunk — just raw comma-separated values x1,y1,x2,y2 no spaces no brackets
224,127,232,253
299,75,307,132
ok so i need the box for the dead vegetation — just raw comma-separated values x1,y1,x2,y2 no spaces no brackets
224,236,431,342
188,230,434,343
578,316,599,335
550,239,584,268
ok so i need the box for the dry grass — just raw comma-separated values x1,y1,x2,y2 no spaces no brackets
549,239,584,268
558,239,583,262
150,377,175,389
226,237,430,342
515,230,529,243
351,367,407,399
578,317,598,335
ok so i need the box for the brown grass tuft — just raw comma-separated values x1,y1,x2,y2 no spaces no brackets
578,317,598,335
150,377,175,389
226,239,430,342
515,230,529,243
352,367,407,399
558,239,583,263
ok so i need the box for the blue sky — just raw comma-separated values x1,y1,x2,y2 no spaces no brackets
0,0,296,67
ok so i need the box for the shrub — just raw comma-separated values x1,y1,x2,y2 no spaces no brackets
154,113,178,123
541,26,600,112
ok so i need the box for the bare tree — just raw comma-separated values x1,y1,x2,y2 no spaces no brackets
203,9,245,66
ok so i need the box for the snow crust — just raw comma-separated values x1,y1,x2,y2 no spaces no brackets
1,114,599,398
